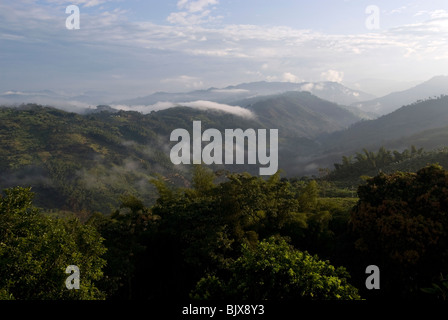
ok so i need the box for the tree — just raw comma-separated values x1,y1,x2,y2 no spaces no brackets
298,180,319,212
191,236,360,300
191,164,216,195
351,164,448,298
87,194,159,300
148,169,357,300
0,187,107,300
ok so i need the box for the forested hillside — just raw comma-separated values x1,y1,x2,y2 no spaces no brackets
3,163,448,302
3,100,448,302
0,98,363,213
0,104,263,212
319,95,448,153
243,91,362,138
4,0,448,308
3,94,448,213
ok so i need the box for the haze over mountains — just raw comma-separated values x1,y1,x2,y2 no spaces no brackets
3,75,447,119
0,80,375,113
2,75,448,211
351,75,448,116
115,81,376,107
1,75,448,175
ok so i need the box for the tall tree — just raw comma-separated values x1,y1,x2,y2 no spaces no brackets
0,187,107,300
351,164,448,298
191,236,361,300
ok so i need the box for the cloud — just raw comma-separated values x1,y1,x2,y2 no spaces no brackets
300,83,314,91
45,0,115,8
3,0,448,95
321,70,344,83
387,6,407,15
161,75,204,89
168,0,220,25
180,100,254,118
415,9,448,19
177,0,218,13
282,72,302,83
210,88,250,93
110,100,255,119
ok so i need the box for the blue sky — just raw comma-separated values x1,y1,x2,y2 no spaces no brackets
1,0,448,100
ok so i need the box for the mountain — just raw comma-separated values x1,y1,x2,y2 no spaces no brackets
312,95,448,169
1,81,375,117
0,90,64,103
115,81,375,107
0,89,369,211
0,89,127,112
346,78,422,97
5,78,448,214
351,75,448,115
0,104,266,213
241,91,362,138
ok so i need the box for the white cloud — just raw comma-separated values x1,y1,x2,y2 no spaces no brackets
161,75,204,89
168,0,220,25
45,0,114,7
300,83,314,91
430,10,448,19
180,100,254,118
415,9,448,19
177,0,218,13
321,70,344,83
3,0,448,95
388,6,407,15
111,100,254,119
282,72,301,83
210,89,249,93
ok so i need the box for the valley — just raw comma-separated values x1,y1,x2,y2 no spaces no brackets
2,76,448,215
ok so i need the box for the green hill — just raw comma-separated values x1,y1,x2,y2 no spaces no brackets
327,145,448,188
0,104,264,213
242,91,362,138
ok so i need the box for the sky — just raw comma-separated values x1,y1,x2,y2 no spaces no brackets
1,0,448,100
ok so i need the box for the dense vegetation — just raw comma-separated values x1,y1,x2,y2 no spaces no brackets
351,164,448,298
0,103,359,214
328,145,448,188
3,102,448,301
0,104,265,213
2,162,448,300
321,95,448,153
0,187,106,300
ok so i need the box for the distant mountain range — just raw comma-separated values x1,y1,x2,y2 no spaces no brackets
2,76,448,119
3,78,448,212
351,75,448,115
307,94,448,172
0,81,375,112
2,74,448,178
239,91,362,138
0,90,111,113
115,81,376,107
322,95,448,151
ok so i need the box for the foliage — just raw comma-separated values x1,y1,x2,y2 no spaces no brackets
330,145,425,185
0,187,107,300
421,274,448,300
5,100,448,301
0,105,262,214
351,164,448,298
142,167,360,300
86,194,160,299
191,236,361,300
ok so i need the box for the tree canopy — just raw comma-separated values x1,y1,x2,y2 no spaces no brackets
0,187,106,300
351,164,448,298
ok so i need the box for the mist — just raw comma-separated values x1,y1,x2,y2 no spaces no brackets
110,100,255,119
